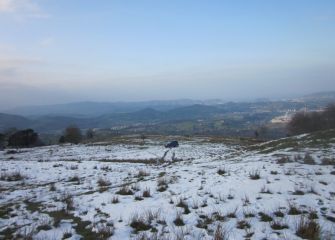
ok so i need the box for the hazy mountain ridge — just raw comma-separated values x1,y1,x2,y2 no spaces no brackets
4,99,222,118
1,92,334,133
0,113,33,131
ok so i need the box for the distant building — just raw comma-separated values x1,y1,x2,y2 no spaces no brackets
271,111,295,124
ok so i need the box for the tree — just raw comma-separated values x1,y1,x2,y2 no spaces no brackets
324,104,335,129
59,135,65,144
86,129,94,140
63,125,82,144
140,134,146,144
254,130,259,139
7,129,39,148
0,133,5,149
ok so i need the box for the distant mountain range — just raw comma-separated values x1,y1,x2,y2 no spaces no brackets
4,99,225,118
1,92,334,133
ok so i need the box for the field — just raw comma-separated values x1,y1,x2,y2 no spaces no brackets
0,134,335,240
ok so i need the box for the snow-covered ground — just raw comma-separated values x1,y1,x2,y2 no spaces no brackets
0,137,334,239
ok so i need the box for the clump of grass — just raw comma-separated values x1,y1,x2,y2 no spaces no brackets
258,212,273,222
217,167,228,176
129,213,151,232
303,153,316,165
37,216,52,231
17,226,35,240
176,198,190,214
97,177,111,187
157,177,168,192
200,199,208,207
61,192,75,212
226,208,237,218
62,229,72,238
292,188,305,195
212,211,225,221
325,216,335,223
308,210,319,220
196,214,213,229
134,195,144,201
69,165,78,170
101,165,111,171
116,186,134,195
0,171,25,181
243,210,255,218
244,229,254,238
277,156,290,164
319,181,328,185
227,193,234,200
260,185,272,194
288,203,302,215
5,150,18,154
214,224,229,240
273,209,285,218
241,195,250,206
296,217,320,240
49,183,56,191
270,170,278,175
308,185,318,195
111,196,119,204
236,220,250,229
68,175,80,183
137,170,150,178
173,212,185,226
132,232,159,240
129,211,159,233
95,223,114,238
271,220,288,230
142,188,151,198
284,169,295,175
249,170,260,180
131,183,141,192
321,157,335,165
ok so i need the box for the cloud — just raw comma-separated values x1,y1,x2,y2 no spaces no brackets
0,0,48,18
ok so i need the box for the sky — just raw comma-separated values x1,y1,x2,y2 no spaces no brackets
0,0,335,110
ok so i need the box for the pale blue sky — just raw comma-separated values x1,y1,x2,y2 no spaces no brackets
0,0,335,109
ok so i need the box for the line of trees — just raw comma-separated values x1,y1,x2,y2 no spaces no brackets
0,125,94,149
0,128,42,148
288,104,335,135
